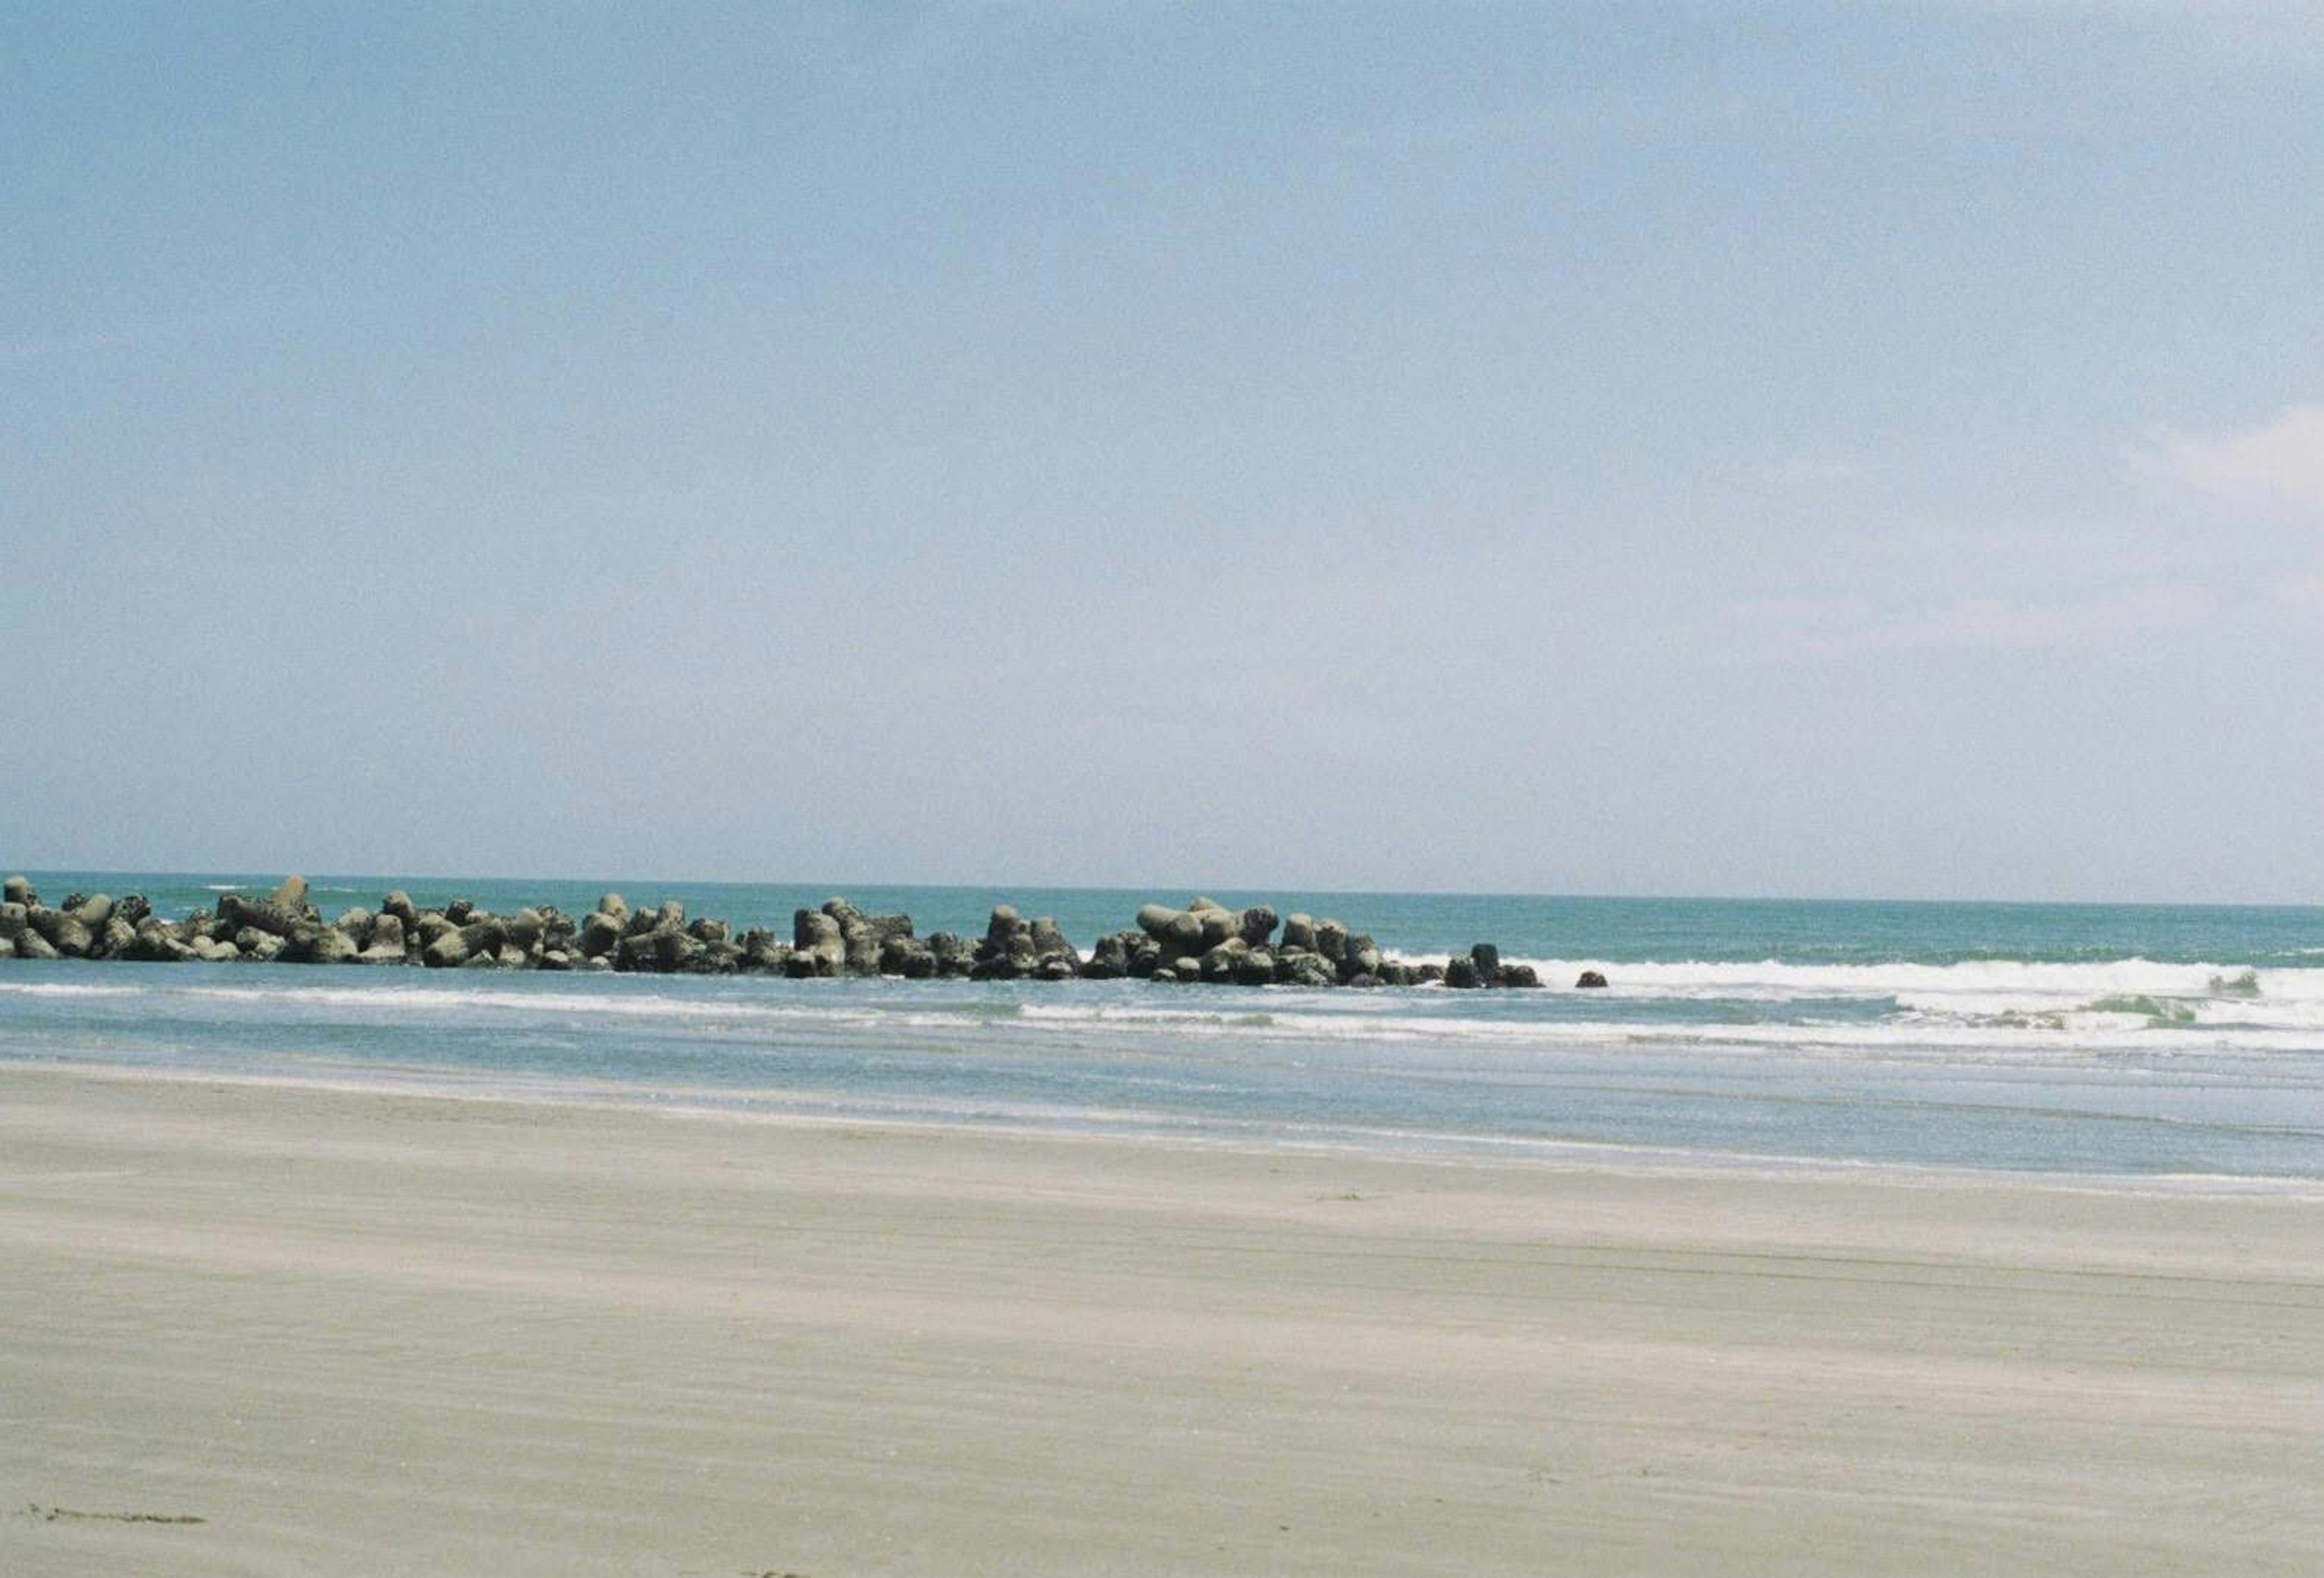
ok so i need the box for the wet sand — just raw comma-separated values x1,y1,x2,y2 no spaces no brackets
2,1063,2319,1576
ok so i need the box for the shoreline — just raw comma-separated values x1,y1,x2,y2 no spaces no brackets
16,1054,2324,1198
4,1061,2320,1575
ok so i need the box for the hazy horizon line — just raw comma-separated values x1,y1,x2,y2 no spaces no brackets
11,862,2318,913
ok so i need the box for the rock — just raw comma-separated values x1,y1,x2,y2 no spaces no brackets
790,909,845,975
2,876,34,907
1082,934,1129,980
284,925,359,965
823,898,909,966
218,893,304,939
0,936,16,959
1029,916,1076,962
1575,970,1609,990
884,937,937,978
1134,904,1205,955
358,912,409,965
739,930,792,973
1002,929,1042,975
189,936,238,963
0,881,1479,993
617,930,681,973
840,920,883,976
970,946,1028,981
1494,962,1541,988
972,906,1038,978
122,919,191,963
456,919,507,958
580,912,624,958
656,931,709,973
27,907,93,958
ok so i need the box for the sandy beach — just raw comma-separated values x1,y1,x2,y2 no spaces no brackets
1,1064,2317,1576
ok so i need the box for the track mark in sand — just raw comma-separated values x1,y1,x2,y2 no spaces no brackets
22,1502,206,1526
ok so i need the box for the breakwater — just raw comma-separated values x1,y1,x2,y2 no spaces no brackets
0,875,1542,988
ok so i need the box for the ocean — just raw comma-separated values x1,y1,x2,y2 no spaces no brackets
5,871,2322,1181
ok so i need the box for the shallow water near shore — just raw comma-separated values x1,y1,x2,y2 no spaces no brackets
5,872,2323,1179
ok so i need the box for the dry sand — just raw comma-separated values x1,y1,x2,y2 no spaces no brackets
1,1063,2318,1576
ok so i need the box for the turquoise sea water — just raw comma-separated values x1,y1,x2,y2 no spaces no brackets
5,871,2322,1180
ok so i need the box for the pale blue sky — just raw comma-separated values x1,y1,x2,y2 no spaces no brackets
5,2,2320,899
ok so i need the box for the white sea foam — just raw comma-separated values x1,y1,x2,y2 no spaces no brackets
9,958,2323,1059
0,982,148,999
1389,952,2324,1020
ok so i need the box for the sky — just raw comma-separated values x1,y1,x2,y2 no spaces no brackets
4,2,2321,901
